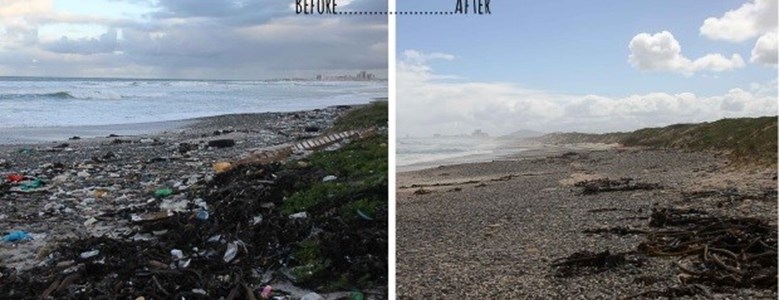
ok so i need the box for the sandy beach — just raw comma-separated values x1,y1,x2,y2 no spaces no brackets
397,145,777,299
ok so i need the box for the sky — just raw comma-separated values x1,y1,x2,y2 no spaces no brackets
397,0,778,135
0,0,388,79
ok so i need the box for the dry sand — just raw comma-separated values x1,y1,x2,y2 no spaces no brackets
397,146,777,299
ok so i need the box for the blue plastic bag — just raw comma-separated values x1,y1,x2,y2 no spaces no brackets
3,231,33,242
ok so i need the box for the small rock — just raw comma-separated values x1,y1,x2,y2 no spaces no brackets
140,138,154,143
208,139,236,148
77,171,90,178
83,217,98,227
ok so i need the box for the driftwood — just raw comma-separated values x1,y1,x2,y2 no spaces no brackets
574,178,662,195
638,208,777,289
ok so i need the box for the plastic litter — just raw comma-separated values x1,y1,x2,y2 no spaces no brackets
178,258,191,269
197,210,209,221
356,209,374,221
322,175,337,182
213,162,232,174
3,231,33,242
289,212,308,219
170,249,184,259
154,188,173,198
350,291,365,300
80,250,100,259
223,242,238,263
301,292,325,300
20,178,44,190
252,214,263,225
192,289,207,295
260,285,272,299
6,174,24,183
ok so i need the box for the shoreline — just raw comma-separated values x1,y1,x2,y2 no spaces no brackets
397,146,777,298
397,141,619,173
0,119,194,145
0,103,380,147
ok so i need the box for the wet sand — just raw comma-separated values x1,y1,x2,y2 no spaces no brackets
397,146,777,299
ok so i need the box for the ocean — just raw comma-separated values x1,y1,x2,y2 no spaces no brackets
0,77,386,129
397,136,523,171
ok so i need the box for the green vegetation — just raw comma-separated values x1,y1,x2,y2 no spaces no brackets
291,239,333,283
330,101,388,132
281,102,388,290
541,116,777,166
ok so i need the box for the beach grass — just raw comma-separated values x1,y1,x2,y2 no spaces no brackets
542,116,777,166
330,101,388,132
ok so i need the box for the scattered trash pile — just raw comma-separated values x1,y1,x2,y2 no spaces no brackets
574,178,662,195
552,206,777,296
4,172,50,194
0,144,387,299
641,208,777,289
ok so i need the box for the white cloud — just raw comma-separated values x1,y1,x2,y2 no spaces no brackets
751,31,778,66
700,0,778,43
628,31,745,75
399,50,777,136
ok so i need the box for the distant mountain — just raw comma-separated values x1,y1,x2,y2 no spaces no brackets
501,129,545,139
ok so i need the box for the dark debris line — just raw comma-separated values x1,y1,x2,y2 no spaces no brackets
574,178,662,195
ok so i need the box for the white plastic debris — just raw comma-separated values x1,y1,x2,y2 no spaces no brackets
223,242,238,263
178,258,191,269
80,250,100,259
170,249,184,259
289,212,308,220
301,292,326,300
252,214,263,225
322,175,337,182
192,289,207,295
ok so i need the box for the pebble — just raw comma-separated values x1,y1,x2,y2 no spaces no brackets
83,217,98,226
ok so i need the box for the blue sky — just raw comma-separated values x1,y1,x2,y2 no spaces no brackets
0,0,387,79
397,0,778,135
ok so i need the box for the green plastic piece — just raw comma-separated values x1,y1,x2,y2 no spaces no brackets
154,188,173,198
